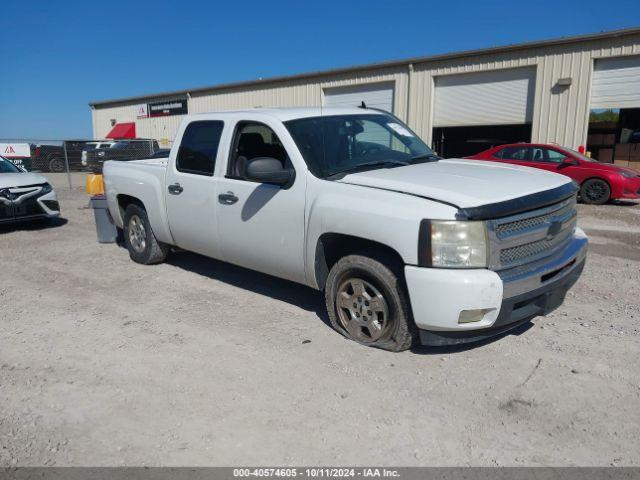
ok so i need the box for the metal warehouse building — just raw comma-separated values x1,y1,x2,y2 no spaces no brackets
90,27,640,162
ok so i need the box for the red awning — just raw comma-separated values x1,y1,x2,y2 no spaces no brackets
106,122,136,139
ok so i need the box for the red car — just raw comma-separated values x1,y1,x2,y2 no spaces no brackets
467,143,640,204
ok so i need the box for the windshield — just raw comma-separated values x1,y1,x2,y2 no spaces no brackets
0,155,21,173
284,113,437,177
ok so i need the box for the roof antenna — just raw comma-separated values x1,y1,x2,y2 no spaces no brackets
359,101,367,109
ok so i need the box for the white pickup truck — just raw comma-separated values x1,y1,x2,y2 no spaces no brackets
103,107,587,351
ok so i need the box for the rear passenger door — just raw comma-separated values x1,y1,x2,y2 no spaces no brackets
215,120,306,284
165,120,226,258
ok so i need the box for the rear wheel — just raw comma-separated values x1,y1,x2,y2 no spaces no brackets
49,157,66,173
580,178,610,205
325,254,416,352
123,204,168,264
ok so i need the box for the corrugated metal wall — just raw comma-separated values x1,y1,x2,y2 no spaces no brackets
92,32,640,150
408,33,640,147
188,66,408,117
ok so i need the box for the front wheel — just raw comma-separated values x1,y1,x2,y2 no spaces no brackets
123,204,169,265
325,254,416,352
580,178,610,204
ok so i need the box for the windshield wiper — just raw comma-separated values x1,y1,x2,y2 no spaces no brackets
410,153,440,163
325,160,409,178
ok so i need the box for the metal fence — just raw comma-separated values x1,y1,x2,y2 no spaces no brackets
0,138,166,189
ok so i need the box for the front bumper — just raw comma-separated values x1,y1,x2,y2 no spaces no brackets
616,177,640,199
0,188,60,224
405,228,588,346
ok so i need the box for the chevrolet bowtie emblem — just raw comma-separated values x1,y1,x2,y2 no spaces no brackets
546,220,562,240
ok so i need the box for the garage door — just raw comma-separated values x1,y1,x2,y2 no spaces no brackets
433,68,536,127
591,56,640,109
323,83,394,112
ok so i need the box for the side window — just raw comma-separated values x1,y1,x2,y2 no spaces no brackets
531,147,545,162
176,121,224,176
545,148,568,163
499,146,530,161
228,122,289,179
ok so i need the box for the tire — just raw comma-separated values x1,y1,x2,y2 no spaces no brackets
580,178,610,205
123,204,169,265
49,157,66,173
325,254,416,352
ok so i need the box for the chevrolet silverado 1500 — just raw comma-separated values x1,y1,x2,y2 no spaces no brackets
103,108,587,351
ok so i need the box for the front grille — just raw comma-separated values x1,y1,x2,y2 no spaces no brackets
499,227,573,265
0,185,48,220
488,195,577,270
495,198,575,239
14,197,45,217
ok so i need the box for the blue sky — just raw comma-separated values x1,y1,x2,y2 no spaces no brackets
0,0,638,139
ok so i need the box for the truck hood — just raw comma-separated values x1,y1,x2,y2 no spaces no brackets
0,172,49,189
336,158,571,208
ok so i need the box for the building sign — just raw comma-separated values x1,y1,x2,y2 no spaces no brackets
1,143,32,170
148,99,188,117
136,104,149,118
1,143,31,158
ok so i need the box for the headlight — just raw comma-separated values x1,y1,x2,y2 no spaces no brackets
620,171,637,179
40,183,52,194
420,220,488,268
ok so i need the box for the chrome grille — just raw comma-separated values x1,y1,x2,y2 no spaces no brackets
499,227,574,265
488,195,578,270
495,198,575,239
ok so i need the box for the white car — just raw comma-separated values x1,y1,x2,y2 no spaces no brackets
0,155,60,224
103,107,587,351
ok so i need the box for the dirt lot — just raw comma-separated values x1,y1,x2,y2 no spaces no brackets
1,185,639,467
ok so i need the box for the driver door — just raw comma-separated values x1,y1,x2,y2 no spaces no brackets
215,120,306,284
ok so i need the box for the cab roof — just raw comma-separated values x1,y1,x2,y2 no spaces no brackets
187,107,389,122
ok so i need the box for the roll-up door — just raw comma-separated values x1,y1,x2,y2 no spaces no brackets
590,56,640,109
323,83,394,112
433,68,536,127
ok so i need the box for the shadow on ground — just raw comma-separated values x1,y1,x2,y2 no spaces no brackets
608,200,639,207
410,321,534,355
169,249,528,354
167,250,331,328
0,217,68,234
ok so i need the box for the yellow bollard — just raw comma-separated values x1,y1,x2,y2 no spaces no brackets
86,174,105,196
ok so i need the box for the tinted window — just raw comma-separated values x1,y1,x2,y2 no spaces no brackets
177,121,224,176
497,146,530,160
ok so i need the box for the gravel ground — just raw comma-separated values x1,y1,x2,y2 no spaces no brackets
1,187,639,467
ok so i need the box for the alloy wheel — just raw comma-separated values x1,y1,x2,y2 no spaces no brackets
128,215,147,253
335,277,390,342
584,181,608,203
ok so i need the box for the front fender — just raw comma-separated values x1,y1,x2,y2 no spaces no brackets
304,178,458,288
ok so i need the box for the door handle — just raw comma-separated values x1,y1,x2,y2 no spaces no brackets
168,183,183,195
218,191,238,205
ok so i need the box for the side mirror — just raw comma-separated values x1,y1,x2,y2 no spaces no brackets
560,158,579,167
245,157,294,187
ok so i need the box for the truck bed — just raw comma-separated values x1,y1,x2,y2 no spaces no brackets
103,157,172,242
